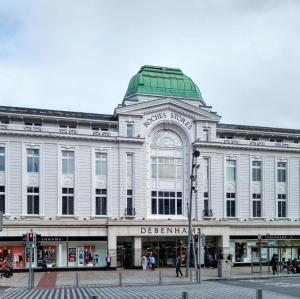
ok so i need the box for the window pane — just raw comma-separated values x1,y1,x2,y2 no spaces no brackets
226,201,230,217
127,197,132,210
34,195,39,214
170,198,175,214
151,164,157,178
152,197,157,214
164,198,170,215
0,194,4,213
204,199,208,211
68,197,74,215
231,201,235,217
96,197,100,215
159,198,164,214
101,197,107,215
127,154,133,177
226,163,235,181
177,199,182,215
27,195,33,214
62,151,74,174
0,152,5,171
62,197,68,215
127,124,133,137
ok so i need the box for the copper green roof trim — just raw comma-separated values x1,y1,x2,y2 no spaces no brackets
124,65,203,100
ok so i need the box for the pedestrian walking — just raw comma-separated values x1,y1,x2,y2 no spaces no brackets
176,254,183,277
270,253,279,275
106,254,112,270
142,255,147,271
149,253,155,270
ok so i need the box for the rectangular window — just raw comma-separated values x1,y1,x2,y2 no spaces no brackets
96,152,107,176
151,191,182,215
252,193,261,217
62,151,74,175
204,192,209,216
0,148,5,171
0,186,5,213
95,189,107,215
151,158,157,178
226,193,235,217
203,129,209,142
62,188,74,215
127,189,133,209
127,123,133,137
252,161,261,181
127,154,133,178
27,149,39,172
27,187,39,214
278,194,286,218
226,160,236,181
277,162,286,182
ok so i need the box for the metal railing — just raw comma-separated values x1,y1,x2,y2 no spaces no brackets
0,123,118,137
125,208,136,217
203,209,213,218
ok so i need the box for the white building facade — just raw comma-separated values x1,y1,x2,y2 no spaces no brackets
1,65,300,269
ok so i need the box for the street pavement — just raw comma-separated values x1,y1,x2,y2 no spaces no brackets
0,267,300,298
219,276,300,298
1,281,299,299
1,266,299,288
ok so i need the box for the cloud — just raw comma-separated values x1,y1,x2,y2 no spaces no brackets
0,0,300,128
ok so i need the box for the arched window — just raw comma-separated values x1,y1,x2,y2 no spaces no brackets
151,130,183,215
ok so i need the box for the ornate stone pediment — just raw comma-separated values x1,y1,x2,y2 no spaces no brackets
116,97,220,122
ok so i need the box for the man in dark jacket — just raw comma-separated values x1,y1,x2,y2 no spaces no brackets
176,255,183,277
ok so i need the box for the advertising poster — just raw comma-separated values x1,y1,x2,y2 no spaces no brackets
68,248,76,263
77,247,84,266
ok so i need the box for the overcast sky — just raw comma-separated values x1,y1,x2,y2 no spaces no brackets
0,0,299,128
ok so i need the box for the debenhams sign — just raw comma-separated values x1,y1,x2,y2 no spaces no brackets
140,227,198,235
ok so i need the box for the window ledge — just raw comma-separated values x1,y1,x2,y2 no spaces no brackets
21,214,42,218
56,215,79,219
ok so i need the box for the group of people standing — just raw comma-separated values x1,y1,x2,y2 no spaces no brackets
141,253,184,278
270,253,300,274
141,253,156,271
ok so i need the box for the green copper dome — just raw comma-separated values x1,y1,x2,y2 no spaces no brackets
124,65,203,100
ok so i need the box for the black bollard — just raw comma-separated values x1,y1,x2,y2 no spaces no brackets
256,288,263,299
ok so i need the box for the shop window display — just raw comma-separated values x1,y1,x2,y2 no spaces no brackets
37,246,57,267
235,242,247,262
0,247,24,269
84,245,96,266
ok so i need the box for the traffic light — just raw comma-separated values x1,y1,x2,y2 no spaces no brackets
194,234,199,242
28,232,34,243
27,232,36,245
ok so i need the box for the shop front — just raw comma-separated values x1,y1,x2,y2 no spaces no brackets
111,223,222,269
0,236,108,269
230,235,300,264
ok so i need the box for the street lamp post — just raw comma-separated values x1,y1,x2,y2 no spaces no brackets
186,149,200,277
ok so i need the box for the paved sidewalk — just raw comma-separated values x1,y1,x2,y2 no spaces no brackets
0,266,299,288
1,281,298,299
